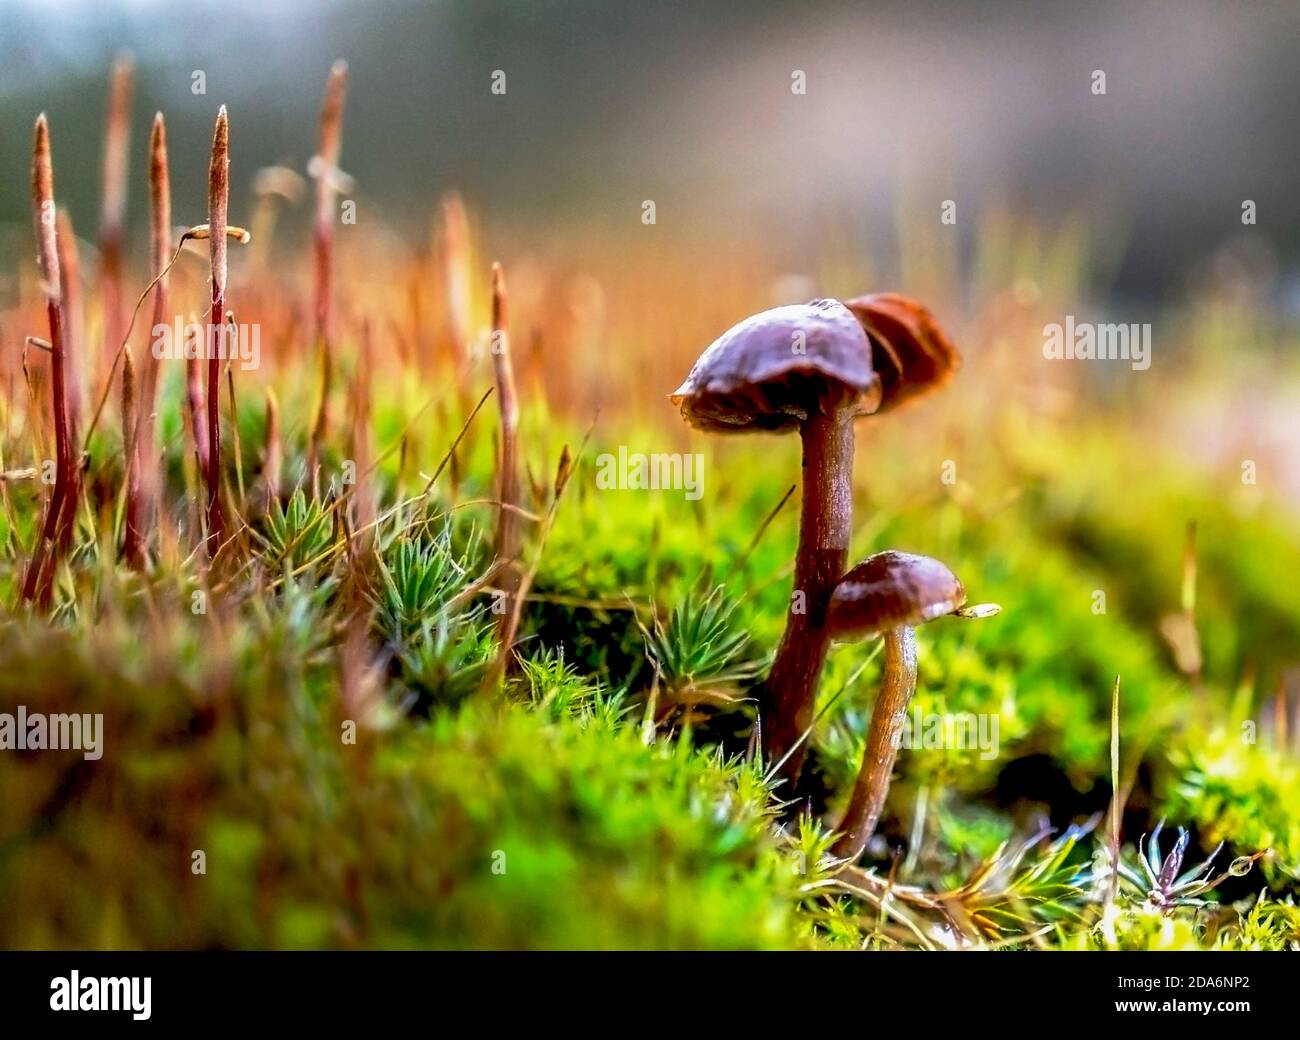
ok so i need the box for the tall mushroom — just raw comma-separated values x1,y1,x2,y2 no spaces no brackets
824,550,993,861
671,295,960,786
672,300,878,783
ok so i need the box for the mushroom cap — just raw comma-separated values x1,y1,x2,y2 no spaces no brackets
826,550,966,640
671,299,881,432
843,293,959,414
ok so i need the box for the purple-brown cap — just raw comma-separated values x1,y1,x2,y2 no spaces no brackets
843,293,959,414
826,550,966,640
671,299,881,432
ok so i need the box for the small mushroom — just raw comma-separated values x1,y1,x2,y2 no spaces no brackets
672,299,880,781
824,550,994,861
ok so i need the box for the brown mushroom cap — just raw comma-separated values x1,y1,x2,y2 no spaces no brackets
826,550,966,640
671,299,881,432
843,293,959,414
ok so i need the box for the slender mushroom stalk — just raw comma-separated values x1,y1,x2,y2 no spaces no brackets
204,106,229,559
823,551,997,861
835,624,918,860
21,115,79,607
763,404,858,778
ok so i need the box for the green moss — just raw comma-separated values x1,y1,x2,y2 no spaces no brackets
0,620,801,949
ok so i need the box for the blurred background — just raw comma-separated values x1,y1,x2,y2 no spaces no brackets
3,0,1300,306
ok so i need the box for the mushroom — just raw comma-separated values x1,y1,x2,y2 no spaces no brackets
671,299,880,781
824,550,995,861
671,295,960,786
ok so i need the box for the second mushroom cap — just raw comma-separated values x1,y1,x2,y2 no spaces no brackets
826,550,967,640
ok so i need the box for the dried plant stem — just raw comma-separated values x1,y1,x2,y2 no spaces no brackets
21,116,79,607
99,55,134,378
308,60,347,481
204,106,229,559
54,209,84,442
490,262,523,651
124,113,169,567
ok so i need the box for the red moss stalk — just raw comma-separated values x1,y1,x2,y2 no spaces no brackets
490,262,523,650
124,113,170,566
350,321,376,547
99,55,134,376
54,209,84,442
121,346,137,501
204,106,229,558
186,359,208,476
308,60,347,477
21,116,79,606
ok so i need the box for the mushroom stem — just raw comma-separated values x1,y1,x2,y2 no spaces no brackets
832,625,918,860
763,407,855,783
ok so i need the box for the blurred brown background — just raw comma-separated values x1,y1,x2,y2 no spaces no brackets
2,0,1299,311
